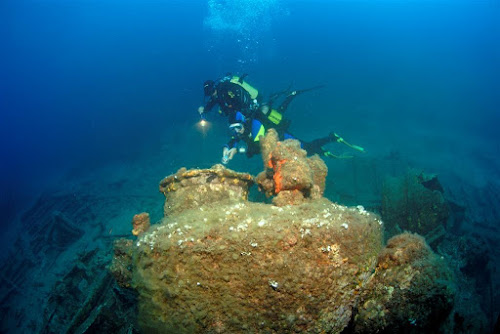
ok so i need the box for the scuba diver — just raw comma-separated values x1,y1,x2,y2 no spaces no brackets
221,113,345,164
221,87,364,164
198,73,260,124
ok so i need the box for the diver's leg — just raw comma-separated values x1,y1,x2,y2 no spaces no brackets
310,136,335,148
301,141,323,155
276,85,326,114
277,92,298,114
301,135,335,155
268,83,294,104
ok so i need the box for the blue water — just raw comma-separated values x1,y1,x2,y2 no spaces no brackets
1,0,499,332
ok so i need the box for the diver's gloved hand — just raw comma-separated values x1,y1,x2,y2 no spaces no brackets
222,147,238,164
198,106,205,115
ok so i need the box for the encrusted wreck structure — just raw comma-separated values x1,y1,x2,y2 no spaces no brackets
111,129,454,333
381,170,450,245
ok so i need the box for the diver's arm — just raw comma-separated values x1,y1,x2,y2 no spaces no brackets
199,98,217,115
222,147,237,164
222,146,238,164
222,138,239,164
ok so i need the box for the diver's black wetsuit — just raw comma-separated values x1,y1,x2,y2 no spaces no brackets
204,81,255,123
301,136,334,155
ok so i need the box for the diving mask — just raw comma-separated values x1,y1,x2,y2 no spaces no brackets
229,122,244,134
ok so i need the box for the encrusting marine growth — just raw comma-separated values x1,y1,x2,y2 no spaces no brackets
111,129,454,333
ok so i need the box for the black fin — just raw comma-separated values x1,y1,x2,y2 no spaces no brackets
239,73,248,83
295,84,326,95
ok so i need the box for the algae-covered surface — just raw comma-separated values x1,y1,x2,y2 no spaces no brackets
159,165,254,216
115,136,455,333
132,199,383,333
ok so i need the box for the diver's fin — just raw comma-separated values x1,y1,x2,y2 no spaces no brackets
323,151,354,159
239,73,248,83
330,132,365,153
268,83,293,102
294,84,326,95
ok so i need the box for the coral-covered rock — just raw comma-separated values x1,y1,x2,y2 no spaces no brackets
259,125,280,169
109,136,456,333
159,165,254,216
257,129,328,206
308,155,328,197
272,188,305,206
131,212,150,236
255,170,275,197
353,232,454,333
123,164,385,333
132,198,383,334
378,232,432,268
